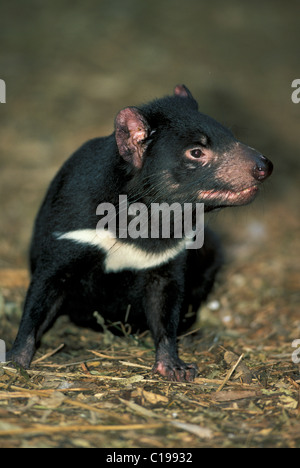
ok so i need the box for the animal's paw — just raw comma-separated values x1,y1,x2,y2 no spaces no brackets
153,358,198,382
5,349,31,369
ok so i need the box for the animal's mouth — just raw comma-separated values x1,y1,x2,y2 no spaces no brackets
198,185,259,207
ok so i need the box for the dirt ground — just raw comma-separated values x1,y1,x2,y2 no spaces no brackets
0,0,299,448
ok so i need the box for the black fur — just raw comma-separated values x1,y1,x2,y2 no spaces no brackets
7,85,273,381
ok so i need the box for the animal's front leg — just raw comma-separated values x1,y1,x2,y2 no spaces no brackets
143,266,198,382
153,336,198,382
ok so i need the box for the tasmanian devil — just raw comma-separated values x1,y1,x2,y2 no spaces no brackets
7,85,273,381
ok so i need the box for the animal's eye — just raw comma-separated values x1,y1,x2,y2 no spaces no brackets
188,148,204,159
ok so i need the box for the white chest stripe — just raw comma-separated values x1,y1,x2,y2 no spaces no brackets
55,229,186,273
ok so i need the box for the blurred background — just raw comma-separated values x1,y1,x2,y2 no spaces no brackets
0,0,299,271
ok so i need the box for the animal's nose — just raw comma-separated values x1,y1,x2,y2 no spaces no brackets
252,154,273,181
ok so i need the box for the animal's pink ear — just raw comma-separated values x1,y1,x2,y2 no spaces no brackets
174,85,198,110
115,107,150,169
174,84,194,99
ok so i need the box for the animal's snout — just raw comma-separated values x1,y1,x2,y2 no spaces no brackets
237,143,273,183
252,154,273,181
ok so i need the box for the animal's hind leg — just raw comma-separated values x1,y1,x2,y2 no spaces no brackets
7,270,65,368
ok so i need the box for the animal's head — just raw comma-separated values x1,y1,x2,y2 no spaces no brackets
115,85,273,211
